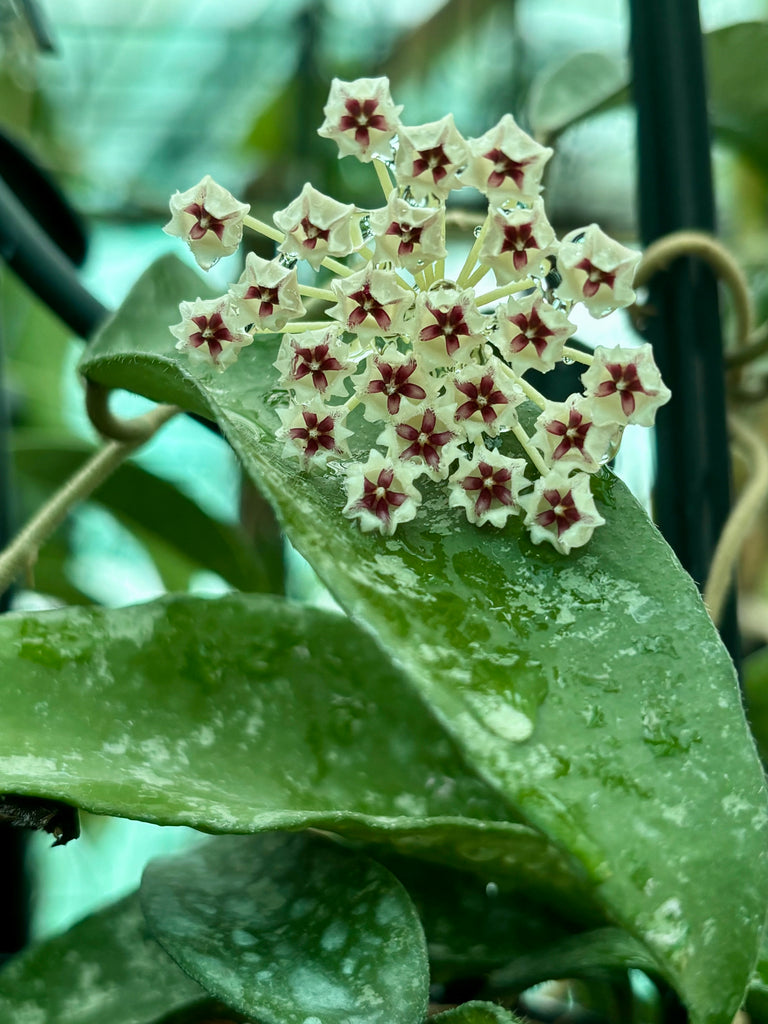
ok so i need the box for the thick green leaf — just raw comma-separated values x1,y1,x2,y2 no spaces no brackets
0,592,508,829
747,923,768,1024
706,21,768,176
526,24,768,176
140,833,429,1024
484,927,655,995
12,432,280,594
367,849,591,981
431,1003,524,1024
0,590,603,933
744,644,768,765
526,52,628,143
78,254,768,1024
0,893,207,1024
376,851,657,998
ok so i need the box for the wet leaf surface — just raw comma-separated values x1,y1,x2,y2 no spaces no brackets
77,254,768,1024
0,893,206,1024
140,832,429,1024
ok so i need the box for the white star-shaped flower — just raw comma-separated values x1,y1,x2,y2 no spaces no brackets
164,175,249,270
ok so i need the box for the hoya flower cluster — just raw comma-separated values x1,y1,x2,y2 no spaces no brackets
165,77,670,554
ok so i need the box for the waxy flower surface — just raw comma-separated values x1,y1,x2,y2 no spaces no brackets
328,267,412,341
277,399,352,468
521,468,606,554
343,451,421,535
166,77,670,553
370,193,447,271
170,296,251,370
164,175,250,270
273,184,361,270
555,224,642,318
229,252,306,331
448,449,528,528
443,359,523,442
479,199,556,284
581,344,671,427
463,114,553,203
531,397,619,473
395,115,470,199
318,77,403,162
378,407,460,480
495,293,576,374
275,327,353,399
356,349,435,423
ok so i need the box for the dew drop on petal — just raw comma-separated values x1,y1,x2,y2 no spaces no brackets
473,224,483,238
600,430,624,464
278,253,298,269
562,355,574,366
266,388,290,407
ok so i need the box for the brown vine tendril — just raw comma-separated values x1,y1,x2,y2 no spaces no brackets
703,414,768,628
632,232,768,627
86,379,179,442
0,395,179,598
632,230,755,356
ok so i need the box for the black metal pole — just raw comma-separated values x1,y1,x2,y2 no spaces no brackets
0,292,30,964
629,0,739,664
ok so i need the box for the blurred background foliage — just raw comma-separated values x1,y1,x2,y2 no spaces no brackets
2,0,768,965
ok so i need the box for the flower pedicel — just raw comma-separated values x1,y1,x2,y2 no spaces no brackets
166,77,670,553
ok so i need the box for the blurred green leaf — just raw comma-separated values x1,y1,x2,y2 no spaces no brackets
744,644,768,764
707,21,768,175
0,893,207,1024
431,1003,525,1024
747,920,768,1024
12,432,281,594
3,268,73,431
0,591,511,830
369,849,591,982
140,833,429,1024
524,22,768,180
77,254,768,1024
526,52,629,144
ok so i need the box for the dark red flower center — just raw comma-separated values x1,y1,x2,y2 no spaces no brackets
461,461,514,516
244,284,281,319
347,283,392,330
288,410,338,457
385,220,424,256
500,222,538,271
535,488,582,537
482,148,534,191
412,145,451,184
454,375,508,424
299,217,330,250
420,304,471,357
183,203,227,241
368,359,426,415
292,343,344,393
506,307,554,357
339,98,388,147
546,407,593,460
188,312,235,361
355,468,409,525
395,409,454,470
575,258,616,298
593,361,654,417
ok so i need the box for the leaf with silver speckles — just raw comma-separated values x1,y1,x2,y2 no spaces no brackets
140,832,429,1024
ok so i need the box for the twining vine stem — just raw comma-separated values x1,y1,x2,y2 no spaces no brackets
632,230,768,626
0,395,179,598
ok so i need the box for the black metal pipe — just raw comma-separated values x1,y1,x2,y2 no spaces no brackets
0,175,107,340
629,0,739,664
0,285,30,963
